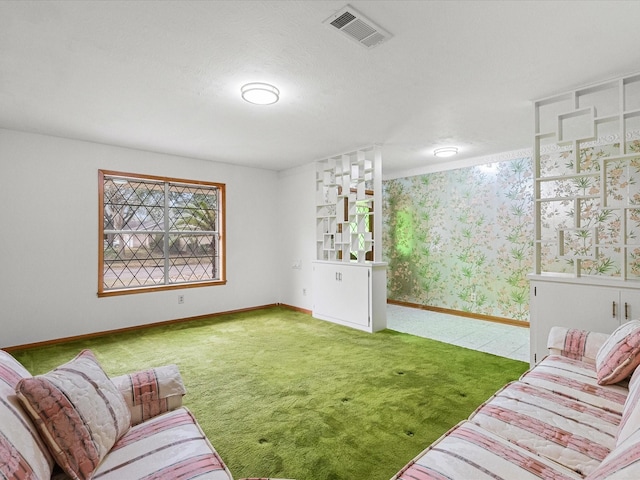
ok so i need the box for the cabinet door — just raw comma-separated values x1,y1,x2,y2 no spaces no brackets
313,263,341,320
313,263,370,327
530,282,620,364
621,290,640,323
336,266,370,327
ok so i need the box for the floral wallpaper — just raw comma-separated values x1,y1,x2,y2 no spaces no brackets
382,158,533,322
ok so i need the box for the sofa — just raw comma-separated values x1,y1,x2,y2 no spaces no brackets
0,348,291,480
7,325,640,480
391,321,640,480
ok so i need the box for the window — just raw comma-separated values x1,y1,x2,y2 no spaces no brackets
340,187,374,262
98,170,225,296
350,200,373,261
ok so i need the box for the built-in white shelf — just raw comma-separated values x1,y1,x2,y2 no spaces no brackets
530,72,640,365
533,73,640,280
315,145,382,263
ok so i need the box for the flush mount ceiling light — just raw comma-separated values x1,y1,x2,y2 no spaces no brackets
241,82,279,105
434,147,459,158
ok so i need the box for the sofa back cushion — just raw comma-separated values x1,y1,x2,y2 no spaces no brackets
596,320,640,385
0,350,54,480
586,425,640,479
16,349,131,480
617,365,640,446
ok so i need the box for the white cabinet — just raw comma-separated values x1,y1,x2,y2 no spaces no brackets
312,261,387,333
529,275,640,365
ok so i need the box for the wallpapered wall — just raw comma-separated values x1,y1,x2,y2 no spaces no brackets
382,158,533,322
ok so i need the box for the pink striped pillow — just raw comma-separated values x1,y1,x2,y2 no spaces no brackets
111,364,186,426
16,350,130,480
596,320,640,385
0,350,54,480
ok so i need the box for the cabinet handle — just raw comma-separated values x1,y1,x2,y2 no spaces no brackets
626,302,630,320
613,301,617,319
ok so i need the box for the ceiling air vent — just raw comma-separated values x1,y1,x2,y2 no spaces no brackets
324,5,392,49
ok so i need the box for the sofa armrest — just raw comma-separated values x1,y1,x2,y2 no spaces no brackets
547,326,610,365
111,364,186,426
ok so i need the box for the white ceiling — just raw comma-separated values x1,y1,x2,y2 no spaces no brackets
2,1,640,177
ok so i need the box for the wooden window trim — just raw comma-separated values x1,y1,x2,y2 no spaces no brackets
98,170,226,297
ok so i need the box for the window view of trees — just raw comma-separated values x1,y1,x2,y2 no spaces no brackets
99,171,225,295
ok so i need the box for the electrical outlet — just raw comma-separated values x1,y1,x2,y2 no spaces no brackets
178,295,184,304
470,292,476,302
302,288,307,296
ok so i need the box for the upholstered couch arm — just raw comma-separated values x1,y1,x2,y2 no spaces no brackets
111,364,186,426
547,326,610,365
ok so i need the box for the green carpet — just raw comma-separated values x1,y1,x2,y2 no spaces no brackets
12,306,528,480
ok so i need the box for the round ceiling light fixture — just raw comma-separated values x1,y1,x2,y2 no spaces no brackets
434,147,459,158
241,82,280,105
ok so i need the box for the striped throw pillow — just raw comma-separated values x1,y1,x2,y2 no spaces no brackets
111,364,186,426
0,350,54,480
596,320,640,385
16,349,131,480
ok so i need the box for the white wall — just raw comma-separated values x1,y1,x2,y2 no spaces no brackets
276,163,316,311
0,129,280,348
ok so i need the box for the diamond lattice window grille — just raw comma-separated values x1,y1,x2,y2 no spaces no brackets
100,172,224,295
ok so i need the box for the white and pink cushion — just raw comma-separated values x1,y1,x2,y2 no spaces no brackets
16,349,131,480
0,350,54,480
390,421,582,480
596,320,640,385
470,381,620,476
547,326,610,364
91,407,233,480
520,355,628,414
111,364,186,426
